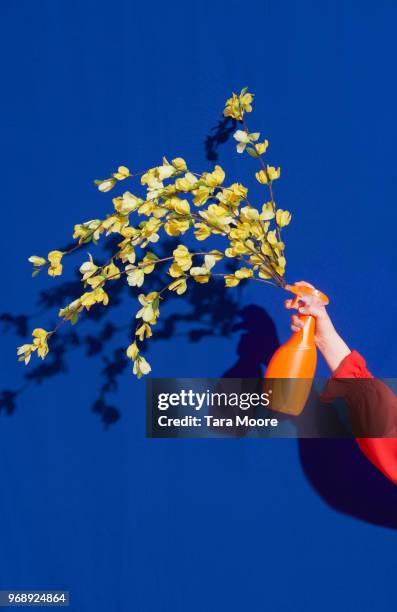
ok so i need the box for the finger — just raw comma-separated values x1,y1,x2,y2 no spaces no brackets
291,325,301,332
294,293,324,309
298,304,324,317
291,315,304,328
286,294,324,312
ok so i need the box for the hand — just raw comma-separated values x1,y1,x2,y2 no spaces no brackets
284,281,336,346
284,281,351,373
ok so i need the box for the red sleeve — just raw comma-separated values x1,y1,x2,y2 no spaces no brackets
332,350,373,379
330,351,397,485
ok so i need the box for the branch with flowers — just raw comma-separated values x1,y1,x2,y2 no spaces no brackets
17,88,291,378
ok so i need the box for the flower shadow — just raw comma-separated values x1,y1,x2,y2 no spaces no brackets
204,116,237,162
1,239,246,428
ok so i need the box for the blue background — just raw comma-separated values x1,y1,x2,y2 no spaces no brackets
1,1,397,610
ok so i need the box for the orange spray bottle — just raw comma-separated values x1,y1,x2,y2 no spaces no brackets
264,283,329,416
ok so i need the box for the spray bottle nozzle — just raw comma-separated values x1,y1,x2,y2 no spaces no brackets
284,283,329,306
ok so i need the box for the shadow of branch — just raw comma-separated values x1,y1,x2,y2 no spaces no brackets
2,239,270,427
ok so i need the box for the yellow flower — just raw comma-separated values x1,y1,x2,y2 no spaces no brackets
224,274,240,287
126,266,145,287
140,253,158,274
267,166,281,181
223,93,239,119
164,218,190,236
173,245,192,271
169,262,184,278
261,243,273,257
194,223,211,241
250,223,263,240
175,172,198,191
277,256,286,269
136,293,159,324
103,262,121,280
140,218,161,245
240,206,260,222
102,214,129,235
73,224,87,241
192,186,212,206
17,330,49,365
113,192,142,215
126,342,139,360
117,240,136,264
235,267,254,279
217,183,247,207
94,288,110,306
157,161,176,181
152,206,168,219
80,288,109,310
233,130,249,152
223,89,254,120
276,209,291,228
28,255,47,267
239,91,253,113
133,355,151,377
267,230,278,245
73,219,103,243
249,254,263,267
80,290,103,310
259,269,272,279
260,202,275,221
145,178,164,201
256,167,280,184
230,224,250,241
208,250,224,261
79,258,98,281
119,226,140,244
169,197,190,215
97,178,117,192
172,157,187,171
86,275,105,289
135,323,153,342
161,184,177,198
202,165,225,187
137,201,157,216
272,258,286,275
225,240,250,257
255,141,269,155
255,170,267,184
168,278,187,295
199,204,233,230
32,328,50,359
113,165,130,180
58,298,82,321
233,130,259,153
48,251,63,264
48,250,64,277
17,343,35,365
190,254,216,282
141,168,157,186
193,275,210,284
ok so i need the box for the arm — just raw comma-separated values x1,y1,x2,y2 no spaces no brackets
286,282,397,485
330,351,397,485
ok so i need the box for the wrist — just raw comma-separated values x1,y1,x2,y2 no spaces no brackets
316,330,351,373
315,328,339,352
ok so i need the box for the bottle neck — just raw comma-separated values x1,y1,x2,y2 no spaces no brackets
288,315,316,348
